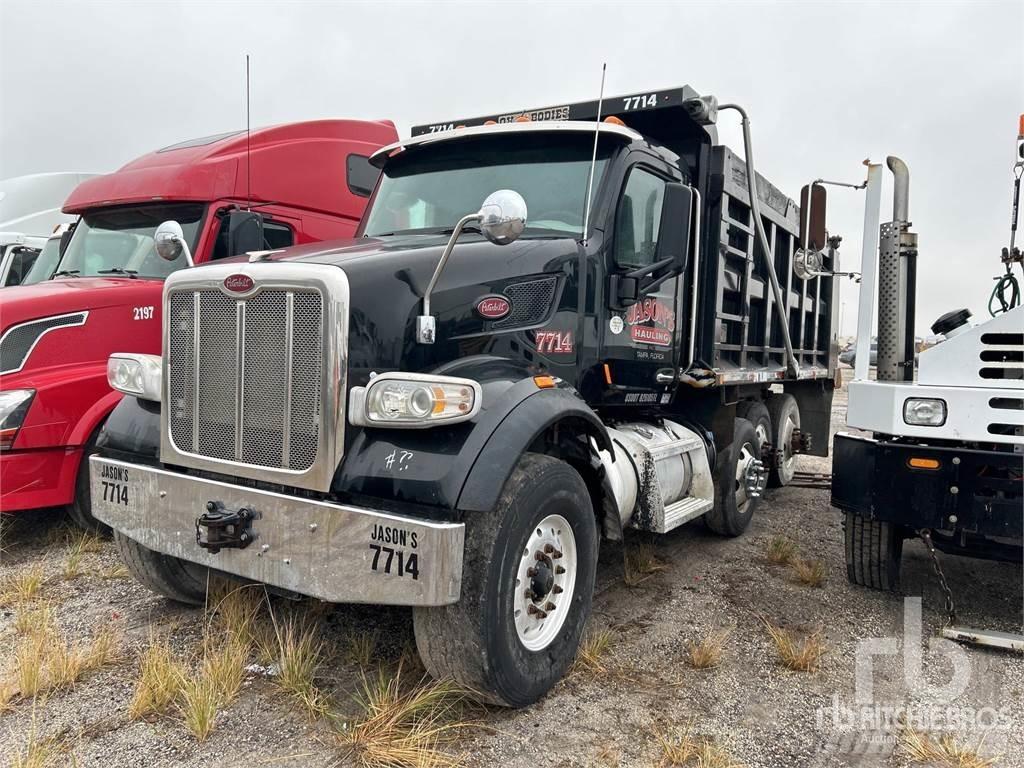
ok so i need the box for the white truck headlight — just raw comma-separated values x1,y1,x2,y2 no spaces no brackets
903,397,946,427
349,372,481,428
107,353,162,402
0,389,35,450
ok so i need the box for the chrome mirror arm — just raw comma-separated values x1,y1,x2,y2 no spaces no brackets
416,212,482,344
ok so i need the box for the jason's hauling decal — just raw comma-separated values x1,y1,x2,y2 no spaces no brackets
627,297,675,347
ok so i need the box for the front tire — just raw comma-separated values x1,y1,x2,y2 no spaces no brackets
115,532,211,605
67,432,111,534
844,512,903,592
413,453,598,707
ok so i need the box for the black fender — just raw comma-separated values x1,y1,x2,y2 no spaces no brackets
96,395,162,461
333,376,611,514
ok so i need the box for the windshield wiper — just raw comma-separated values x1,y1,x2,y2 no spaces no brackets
51,270,80,279
98,268,138,278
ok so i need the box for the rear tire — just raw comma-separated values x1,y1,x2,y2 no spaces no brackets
413,453,598,707
737,400,772,456
705,418,763,537
766,393,800,488
115,532,211,605
67,433,111,534
844,512,903,592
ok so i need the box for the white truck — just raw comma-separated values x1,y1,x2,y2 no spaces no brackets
832,118,1023,650
0,172,98,286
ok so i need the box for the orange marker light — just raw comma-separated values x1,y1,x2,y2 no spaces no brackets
514,115,531,123
604,115,626,127
1018,113,1024,137
908,457,940,470
603,363,613,385
534,375,556,389
484,120,497,125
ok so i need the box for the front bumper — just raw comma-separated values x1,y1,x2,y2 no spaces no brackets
0,446,80,512
832,433,1023,540
89,456,465,606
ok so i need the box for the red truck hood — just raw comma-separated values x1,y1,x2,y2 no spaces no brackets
0,278,164,329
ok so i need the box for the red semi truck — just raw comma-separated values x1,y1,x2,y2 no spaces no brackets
0,118,397,526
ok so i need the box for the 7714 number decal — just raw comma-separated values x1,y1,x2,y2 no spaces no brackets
369,523,420,580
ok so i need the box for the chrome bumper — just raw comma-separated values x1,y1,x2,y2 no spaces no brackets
90,456,464,606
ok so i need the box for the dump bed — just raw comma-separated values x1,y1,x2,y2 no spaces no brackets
700,146,837,383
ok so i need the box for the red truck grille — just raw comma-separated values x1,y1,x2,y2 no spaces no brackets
166,288,324,472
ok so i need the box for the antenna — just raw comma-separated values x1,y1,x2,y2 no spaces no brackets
245,54,252,211
581,62,606,246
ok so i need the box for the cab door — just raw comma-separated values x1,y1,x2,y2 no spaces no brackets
599,161,693,406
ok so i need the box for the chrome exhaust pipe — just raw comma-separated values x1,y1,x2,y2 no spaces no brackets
877,156,918,382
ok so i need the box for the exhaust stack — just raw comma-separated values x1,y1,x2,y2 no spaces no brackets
876,156,918,382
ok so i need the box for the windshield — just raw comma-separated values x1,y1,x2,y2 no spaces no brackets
51,203,205,279
21,236,63,285
362,135,612,238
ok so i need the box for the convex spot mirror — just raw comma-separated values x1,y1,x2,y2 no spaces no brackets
478,190,527,245
154,220,193,265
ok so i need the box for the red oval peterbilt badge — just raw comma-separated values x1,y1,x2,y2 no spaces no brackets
475,295,511,320
223,274,254,293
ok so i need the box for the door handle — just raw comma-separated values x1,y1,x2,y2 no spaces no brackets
655,369,676,385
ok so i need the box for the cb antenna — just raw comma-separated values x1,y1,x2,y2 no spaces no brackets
245,54,252,211
581,62,607,247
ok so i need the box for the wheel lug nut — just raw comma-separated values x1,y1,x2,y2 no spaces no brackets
527,604,539,615
526,567,537,577
552,585,563,594
534,552,545,561
552,550,563,559
544,601,555,611
543,544,554,553
524,589,534,598
555,565,566,574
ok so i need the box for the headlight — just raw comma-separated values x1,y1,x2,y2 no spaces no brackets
349,372,481,428
903,398,946,427
107,353,162,402
0,389,35,450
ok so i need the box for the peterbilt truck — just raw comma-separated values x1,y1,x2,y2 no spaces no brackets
90,87,840,705
0,119,397,525
832,122,1023,649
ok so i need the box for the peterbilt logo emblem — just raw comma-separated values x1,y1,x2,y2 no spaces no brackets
475,295,511,320
223,274,254,293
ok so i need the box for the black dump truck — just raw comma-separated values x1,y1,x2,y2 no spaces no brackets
92,86,840,706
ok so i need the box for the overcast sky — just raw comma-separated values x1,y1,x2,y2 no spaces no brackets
2,0,1021,335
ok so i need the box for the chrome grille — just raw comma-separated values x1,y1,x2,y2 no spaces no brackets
167,287,324,471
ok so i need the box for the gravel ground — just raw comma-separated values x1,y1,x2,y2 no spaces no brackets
1,379,1021,767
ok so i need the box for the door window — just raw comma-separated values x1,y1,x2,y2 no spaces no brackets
614,168,667,269
210,217,294,260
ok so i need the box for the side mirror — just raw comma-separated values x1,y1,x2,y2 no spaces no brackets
799,183,827,251
58,224,76,258
654,182,694,270
225,210,265,256
478,190,527,245
154,220,194,266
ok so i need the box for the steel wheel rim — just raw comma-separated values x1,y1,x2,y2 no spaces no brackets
780,414,798,477
754,422,769,452
734,441,757,512
513,513,577,652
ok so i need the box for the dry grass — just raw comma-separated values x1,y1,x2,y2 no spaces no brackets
899,728,998,768
762,619,827,672
180,675,221,742
624,541,667,586
344,630,379,668
573,628,614,674
342,664,473,768
686,628,731,669
14,601,56,636
201,637,248,704
2,625,119,705
594,741,621,766
62,530,105,580
209,585,277,663
10,714,57,768
274,617,330,719
658,722,744,767
98,563,129,580
129,636,187,719
789,557,827,588
0,564,46,606
765,535,797,565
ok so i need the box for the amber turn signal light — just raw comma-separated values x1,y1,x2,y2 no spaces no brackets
908,457,941,470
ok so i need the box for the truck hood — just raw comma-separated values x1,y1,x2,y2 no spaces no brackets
257,234,582,383
0,277,163,330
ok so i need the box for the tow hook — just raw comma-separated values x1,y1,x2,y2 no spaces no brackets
744,458,769,499
196,501,257,554
791,429,813,455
